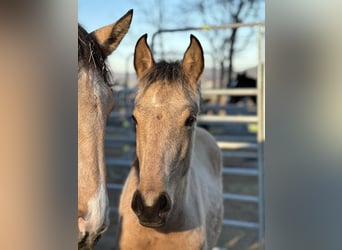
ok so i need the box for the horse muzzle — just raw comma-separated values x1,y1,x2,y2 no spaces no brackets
78,230,103,250
131,190,172,228
78,214,109,249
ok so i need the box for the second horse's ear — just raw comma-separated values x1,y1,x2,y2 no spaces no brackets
182,34,204,85
134,34,154,79
91,9,133,57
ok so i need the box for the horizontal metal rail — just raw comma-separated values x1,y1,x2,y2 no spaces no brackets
223,167,258,176
107,183,123,190
222,151,258,159
217,141,258,149
198,115,258,123
109,113,132,119
223,193,258,202
214,135,257,142
202,88,258,96
151,22,264,53
106,159,132,167
222,219,259,229
106,128,132,134
156,22,264,33
202,105,257,114
105,137,135,144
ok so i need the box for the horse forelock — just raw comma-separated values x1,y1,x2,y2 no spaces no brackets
135,61,200,111
78,24,112,86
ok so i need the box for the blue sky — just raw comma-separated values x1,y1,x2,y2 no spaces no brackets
78,0,264,83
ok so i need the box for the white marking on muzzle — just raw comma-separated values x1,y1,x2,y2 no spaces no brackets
143,191,159,207
81,182,109,234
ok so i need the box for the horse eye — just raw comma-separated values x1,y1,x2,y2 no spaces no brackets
185,115,196,127
131,115,137,124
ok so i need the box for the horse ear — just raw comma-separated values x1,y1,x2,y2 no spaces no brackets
134,34,154,79
182,34,204,84
90,9,133,57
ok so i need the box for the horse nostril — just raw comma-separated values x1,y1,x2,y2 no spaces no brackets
131,190,144,216
132,190,171,221
159,195,166,210
158,193,171,215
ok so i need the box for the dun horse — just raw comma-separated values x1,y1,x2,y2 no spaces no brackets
78,10,133,249
118,34,223,249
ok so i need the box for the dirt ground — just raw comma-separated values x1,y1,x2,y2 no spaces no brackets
95,101,262,250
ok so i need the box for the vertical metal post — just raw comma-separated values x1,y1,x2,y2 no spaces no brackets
151,31,160,55
256,24,265,250
124,53,133,88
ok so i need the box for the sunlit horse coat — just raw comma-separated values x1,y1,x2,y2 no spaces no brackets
78,10,133,249
117,34,223,250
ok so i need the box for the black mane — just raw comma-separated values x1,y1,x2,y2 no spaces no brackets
136,61,200,113
142,61,185,83
78,24,112,85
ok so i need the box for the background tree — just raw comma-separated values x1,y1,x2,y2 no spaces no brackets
134,0,170,58
180,0,263,88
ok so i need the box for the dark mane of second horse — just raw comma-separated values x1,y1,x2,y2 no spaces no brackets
78,24,112,85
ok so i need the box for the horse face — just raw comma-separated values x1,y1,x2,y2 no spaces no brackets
78,67,114,246
131,83,198,227
78,10,133,249
131,34,204,228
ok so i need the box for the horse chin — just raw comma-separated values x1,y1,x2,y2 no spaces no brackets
78,230,104,250
139,220,166,228
78,232,95,250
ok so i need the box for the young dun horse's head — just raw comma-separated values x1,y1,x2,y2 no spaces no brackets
131,34,204,228
78,10,133,249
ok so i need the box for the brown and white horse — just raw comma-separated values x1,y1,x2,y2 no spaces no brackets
117,34,223,250
78,10,133,249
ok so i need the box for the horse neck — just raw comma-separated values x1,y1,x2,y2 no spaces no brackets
162,165,203,232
